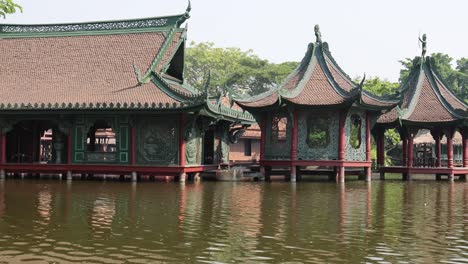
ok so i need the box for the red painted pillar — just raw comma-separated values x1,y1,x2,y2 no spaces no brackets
365,112,371,181
290,110,298,182
291,110,298,161
462,129,468,168
260,115,266,161
130,127,135,165
376,128,385,167
402,136,407,167
407,134,414,168
432,129,442,167
337,110,346,182
447,131,454,169
1,133,5,163
447,129,454,181
179,114,186,167
67,128,72,164
365,113,371,162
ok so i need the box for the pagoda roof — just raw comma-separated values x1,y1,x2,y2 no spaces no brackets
236,26,396,111
378,56,467,125
0,6,255,123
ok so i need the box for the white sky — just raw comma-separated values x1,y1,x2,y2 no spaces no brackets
3,0,467,82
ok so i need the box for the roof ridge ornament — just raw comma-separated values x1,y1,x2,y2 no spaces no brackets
314,24,322,44
419,33,427,61
176,0,191,26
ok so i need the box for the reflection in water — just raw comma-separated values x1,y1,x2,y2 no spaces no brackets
91,196,116,235
0,180,465,263
37,188,52,223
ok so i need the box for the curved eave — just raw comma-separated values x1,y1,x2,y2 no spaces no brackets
233,88,280,110
358,91,400,111
203,102,256,124
151,74,197,103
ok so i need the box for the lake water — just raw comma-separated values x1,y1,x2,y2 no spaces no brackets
0,179,466,263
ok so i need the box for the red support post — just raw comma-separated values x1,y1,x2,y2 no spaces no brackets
462,129,468,168
67,128,72,164
291,110,298,161
365,112,371,162
376,128,385,167
365,112,372,181
338,110,346,161
407,134,414,168
447,130,454,169
179,114,186,167
1,133,5,163
260,115,266,161
289,110,299,182
402,136,408,167
432,129,442,167
130,127,135,165
337,110,346,182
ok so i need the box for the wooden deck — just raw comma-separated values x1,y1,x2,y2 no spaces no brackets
0,163,218,176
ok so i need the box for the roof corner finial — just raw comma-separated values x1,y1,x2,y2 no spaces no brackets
314,24,322,44
419,33,427,59
185,0,192,17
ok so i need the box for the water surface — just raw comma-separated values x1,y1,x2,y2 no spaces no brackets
0,180,466,263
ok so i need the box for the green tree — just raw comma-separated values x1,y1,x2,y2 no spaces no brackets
185,41,298,95
0,0,22,18
362,77,399,96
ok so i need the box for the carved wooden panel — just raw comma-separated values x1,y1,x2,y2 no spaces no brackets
135,116,179,165
297,111,338,160
345,110,366,161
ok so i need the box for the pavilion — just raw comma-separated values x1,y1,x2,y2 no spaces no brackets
234,26,397,182
374,35,468,181
0,5,254,181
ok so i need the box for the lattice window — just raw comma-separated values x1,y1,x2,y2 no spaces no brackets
271,115,288,144
306,115,330,148
349,114,362,149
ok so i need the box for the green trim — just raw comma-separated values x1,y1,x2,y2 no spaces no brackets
0,15,185,38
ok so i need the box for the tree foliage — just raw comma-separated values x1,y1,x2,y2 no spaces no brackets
0,0,22,18
399,53,468,102
184,42,298,95
362,77,399,96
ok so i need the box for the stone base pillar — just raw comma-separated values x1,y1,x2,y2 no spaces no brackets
263,166,271,182
0,169,5,179
365,167,372,182
336,166,345,183
403,173,412,181
379,171,385,180
131,171,138,182
448,173,454,181
290,166,296,182
66,171,72,181
194,172,201,182
178,172,187,183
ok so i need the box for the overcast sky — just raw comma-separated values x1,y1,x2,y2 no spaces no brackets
3,0,467,82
